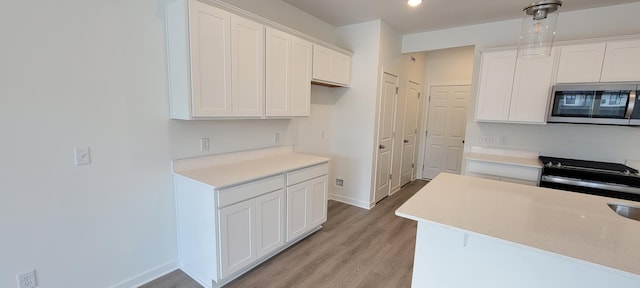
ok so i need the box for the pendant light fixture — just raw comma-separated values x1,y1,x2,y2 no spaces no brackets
517,0,562,58
407,0,422,7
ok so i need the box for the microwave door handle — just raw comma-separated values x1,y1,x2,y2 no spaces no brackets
626,90,636,119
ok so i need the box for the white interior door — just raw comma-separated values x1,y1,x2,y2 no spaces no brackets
375,73,398,203
423,85,469,179
401,81,421,186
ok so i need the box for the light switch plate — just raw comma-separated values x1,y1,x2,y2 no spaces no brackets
74,147,91,166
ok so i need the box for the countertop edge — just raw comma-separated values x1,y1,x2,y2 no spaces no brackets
172,151,330,188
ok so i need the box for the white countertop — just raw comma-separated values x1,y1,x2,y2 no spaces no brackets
396,173,640,277
172,147,330,189
465,151,543,168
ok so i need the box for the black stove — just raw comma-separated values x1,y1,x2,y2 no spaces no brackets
539,156,640,202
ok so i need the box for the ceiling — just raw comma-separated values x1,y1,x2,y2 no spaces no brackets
283,0,640,35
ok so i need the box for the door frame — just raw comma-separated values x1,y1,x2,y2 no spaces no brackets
399,80,422,187
371,71,399,206
416,83,471,180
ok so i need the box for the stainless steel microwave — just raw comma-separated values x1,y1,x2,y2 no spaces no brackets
548,83,640,126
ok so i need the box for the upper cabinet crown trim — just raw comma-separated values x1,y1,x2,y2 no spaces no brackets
202,0,353,56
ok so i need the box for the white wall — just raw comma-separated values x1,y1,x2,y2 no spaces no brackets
391,53,426,192
402,2,640,53
323,20,381,208
375,22,403,197
0,0,337,287
403,3,640,166
415,46,475,178
423,46,475,86
327,20,404,208
215,0,337,44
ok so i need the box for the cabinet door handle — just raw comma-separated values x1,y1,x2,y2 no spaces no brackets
379,144,386,149
404,139,409,143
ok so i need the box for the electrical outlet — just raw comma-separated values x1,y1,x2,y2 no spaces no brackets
16,270,37,288
335,178,344,187
74,147,91,166
479,136,494,145
200,138,210,152
274,132,280,144
499,136,509,146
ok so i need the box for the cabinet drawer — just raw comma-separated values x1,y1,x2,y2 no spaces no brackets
218,175,284,208
286,163,328,186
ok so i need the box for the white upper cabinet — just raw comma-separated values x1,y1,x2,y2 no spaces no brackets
166,0,263,119
290,37,313,116
476,49,555,124
556,43,605,83
265,27,311,117
168,0,232,118
188,1,231,117
475,50,517,122
510,50,556,123
166,0,351,120
230,15,265,117
312,44,352,87
600,39,640,82
557,39,640,83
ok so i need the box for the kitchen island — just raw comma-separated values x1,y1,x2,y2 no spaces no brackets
396,173,640,288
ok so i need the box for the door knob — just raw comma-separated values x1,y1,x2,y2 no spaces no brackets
379,144,386,149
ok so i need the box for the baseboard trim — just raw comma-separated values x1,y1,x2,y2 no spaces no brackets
329,193,372,209
110,259,179,288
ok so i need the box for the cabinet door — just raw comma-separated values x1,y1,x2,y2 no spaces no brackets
255,189,285,258
219,200,256,279
312,44,351,87
286,181,309,242
312,45,333,83
265,28,291,117
601,39,640,82
475,50,516,122
289,37,312,116
189,1,232,117
331,51,351,86
556,43,606,83
308,175,328,228
231,15,264,117
509,49,556,123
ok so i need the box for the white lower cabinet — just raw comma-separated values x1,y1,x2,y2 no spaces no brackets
218,188,285,279
174,161,328,288
219,198,257,279
286,175,328,241
255,190,286,258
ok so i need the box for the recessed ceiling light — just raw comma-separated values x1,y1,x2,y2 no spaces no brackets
407,0,422,7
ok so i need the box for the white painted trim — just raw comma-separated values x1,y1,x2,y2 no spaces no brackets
203,0,352,56
329,193,373,210
110,260,179,288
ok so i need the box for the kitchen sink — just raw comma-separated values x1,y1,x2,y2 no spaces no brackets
608,203,640,221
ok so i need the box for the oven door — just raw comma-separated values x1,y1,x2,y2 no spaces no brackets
540,175,640,202
548,83,637,125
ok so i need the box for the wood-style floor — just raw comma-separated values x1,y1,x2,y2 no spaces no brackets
141,180,428,288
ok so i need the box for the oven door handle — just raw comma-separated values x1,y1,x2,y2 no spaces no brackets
625,90,636,119
541,175,640,195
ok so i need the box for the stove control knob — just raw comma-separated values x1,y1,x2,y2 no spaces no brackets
555,163,562,168
623,170,631,175
545,161,553,167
